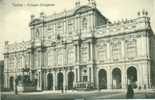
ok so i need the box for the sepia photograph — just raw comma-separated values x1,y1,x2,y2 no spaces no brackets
0,0,155,100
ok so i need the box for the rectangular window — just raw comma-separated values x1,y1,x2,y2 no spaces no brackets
112,43,121,60
80,44,88,63
126,40,136,58
83,76,87,82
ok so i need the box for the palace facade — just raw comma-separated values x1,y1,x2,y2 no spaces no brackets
3,1,155,91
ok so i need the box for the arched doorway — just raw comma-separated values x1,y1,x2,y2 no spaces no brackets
98,69,107,89
68,71,74,90
57,72,63,90
10,77,14,91
112,68,121,89
127,66,137,88
47,73,53,90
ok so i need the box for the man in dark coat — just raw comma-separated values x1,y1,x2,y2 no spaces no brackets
126,85,134,98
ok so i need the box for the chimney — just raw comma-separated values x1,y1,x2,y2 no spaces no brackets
31,14,35,20
75,0,80,8
5,41,9,46
89,0,96,8
40,12,45,19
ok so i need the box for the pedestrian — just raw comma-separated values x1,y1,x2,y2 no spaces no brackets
61,86,64,94
126,85,134,98
15,78,18,95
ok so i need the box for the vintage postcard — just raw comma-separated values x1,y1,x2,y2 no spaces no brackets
0,0,155,100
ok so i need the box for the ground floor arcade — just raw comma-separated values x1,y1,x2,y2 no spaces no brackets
4,61,152,91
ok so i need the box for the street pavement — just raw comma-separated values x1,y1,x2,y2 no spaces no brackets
1,89,155,100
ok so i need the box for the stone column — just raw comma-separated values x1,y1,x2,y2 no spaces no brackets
4,73,8,88
141,33,147,57
44,71,47,90
89,14,93,32
122,66,127,89
146,33,150,58
53,71,56,91
96,68,99,89
91,13,95,31
77,67,80,82
88,65,94,84
143,62,150,89
138,65,143,89
74,44,77,63
73,69,76,87
36,71,42,91
63,70,67,91
88,66,90,82
91,67,94,83
147,61,151,88
77,15,80,33
75,16,78,34
4,55,8,88
43,72,46,90
107,66,112,89
75,41,80,64
107,42,110,62
121,40,125,59
90,40,94,62
62,48,66,66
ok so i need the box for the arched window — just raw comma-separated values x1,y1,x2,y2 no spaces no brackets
98,69,107,89
112,68,122,89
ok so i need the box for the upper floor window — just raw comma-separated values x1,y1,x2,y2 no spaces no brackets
97,44,107,61
56,22,63,36
35,28,40,39
80,44,88,63
47,49,55,66
112,42,121,60
67,47,74,64
126,40,137,58
82,18,88,30
68,20,74,34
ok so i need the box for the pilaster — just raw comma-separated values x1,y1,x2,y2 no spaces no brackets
107,66,112,89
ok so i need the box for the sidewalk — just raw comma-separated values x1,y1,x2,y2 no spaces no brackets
2,89,155,96
1,91,14,95
18,89,123,95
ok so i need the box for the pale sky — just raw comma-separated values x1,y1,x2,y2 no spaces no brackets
0,0,155,60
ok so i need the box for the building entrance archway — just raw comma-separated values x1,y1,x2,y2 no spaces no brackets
47,73,53,90
57,72,63,90
112,68,121,89
127,66,137,88
98,69,107,89
68,71,74,90
10,76,14,91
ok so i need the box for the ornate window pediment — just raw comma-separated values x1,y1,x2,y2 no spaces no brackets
74,6,92,15
82,18,88,30
68,20,74,36
30,18,42,26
